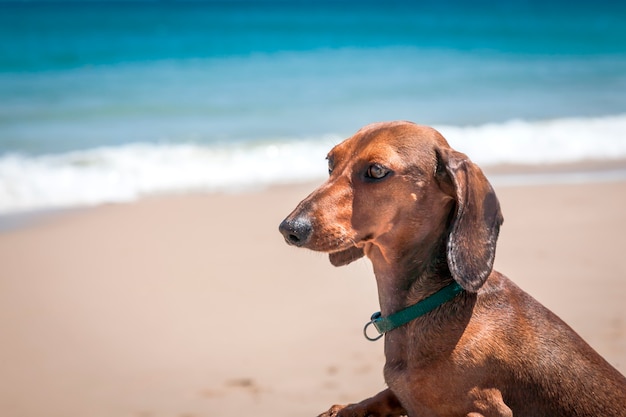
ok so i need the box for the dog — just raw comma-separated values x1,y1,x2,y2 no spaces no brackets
278,121,626,416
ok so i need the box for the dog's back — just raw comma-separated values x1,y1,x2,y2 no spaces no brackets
474,272,626,416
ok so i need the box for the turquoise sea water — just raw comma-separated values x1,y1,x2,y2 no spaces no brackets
1,0,626,213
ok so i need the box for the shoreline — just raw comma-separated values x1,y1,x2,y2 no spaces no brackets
2,158,626,234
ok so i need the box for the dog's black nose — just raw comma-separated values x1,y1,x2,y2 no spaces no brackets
279,216,312,247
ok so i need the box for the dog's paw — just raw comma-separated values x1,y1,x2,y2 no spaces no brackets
317,403,371,417
317,404,347,417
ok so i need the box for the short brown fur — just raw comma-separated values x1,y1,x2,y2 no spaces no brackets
279,121,626,417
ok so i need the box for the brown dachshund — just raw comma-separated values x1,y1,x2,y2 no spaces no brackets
279,121,626,417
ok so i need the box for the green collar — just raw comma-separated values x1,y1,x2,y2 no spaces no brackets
363,281,465,341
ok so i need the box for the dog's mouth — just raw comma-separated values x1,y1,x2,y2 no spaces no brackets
328,245,365,266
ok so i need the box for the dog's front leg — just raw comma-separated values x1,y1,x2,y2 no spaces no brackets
317,388,406,417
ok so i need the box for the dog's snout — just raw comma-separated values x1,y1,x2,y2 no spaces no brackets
279,216,313,247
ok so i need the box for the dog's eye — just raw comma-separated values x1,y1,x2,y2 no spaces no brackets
366,164,390,180
327,159,334,175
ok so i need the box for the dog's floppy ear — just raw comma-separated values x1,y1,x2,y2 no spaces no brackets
329,246,364,267
436,148,503,292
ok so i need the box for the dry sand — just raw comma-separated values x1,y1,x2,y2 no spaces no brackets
1,177,625,417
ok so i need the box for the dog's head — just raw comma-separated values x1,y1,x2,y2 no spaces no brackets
279,121,503,292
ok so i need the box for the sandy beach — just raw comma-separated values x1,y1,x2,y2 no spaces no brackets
1,175,625,417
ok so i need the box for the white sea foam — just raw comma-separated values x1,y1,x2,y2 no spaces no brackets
1,115,626,215
0,139,335,215
438,114,626,165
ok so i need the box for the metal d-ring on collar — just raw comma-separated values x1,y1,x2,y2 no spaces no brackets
363,312,385,341
363,281,465,341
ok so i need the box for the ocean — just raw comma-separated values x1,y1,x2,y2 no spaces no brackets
1,0,626,215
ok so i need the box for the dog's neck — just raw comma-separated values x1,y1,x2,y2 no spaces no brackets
364,194,457,318
366,232,474,369
365,234,453,317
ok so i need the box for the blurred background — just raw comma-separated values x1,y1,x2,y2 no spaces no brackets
1,0,626,215
1,2,626,417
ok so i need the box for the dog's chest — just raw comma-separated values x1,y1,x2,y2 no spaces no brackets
383,337,465,416
383,347,433,414
384,363,437,415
